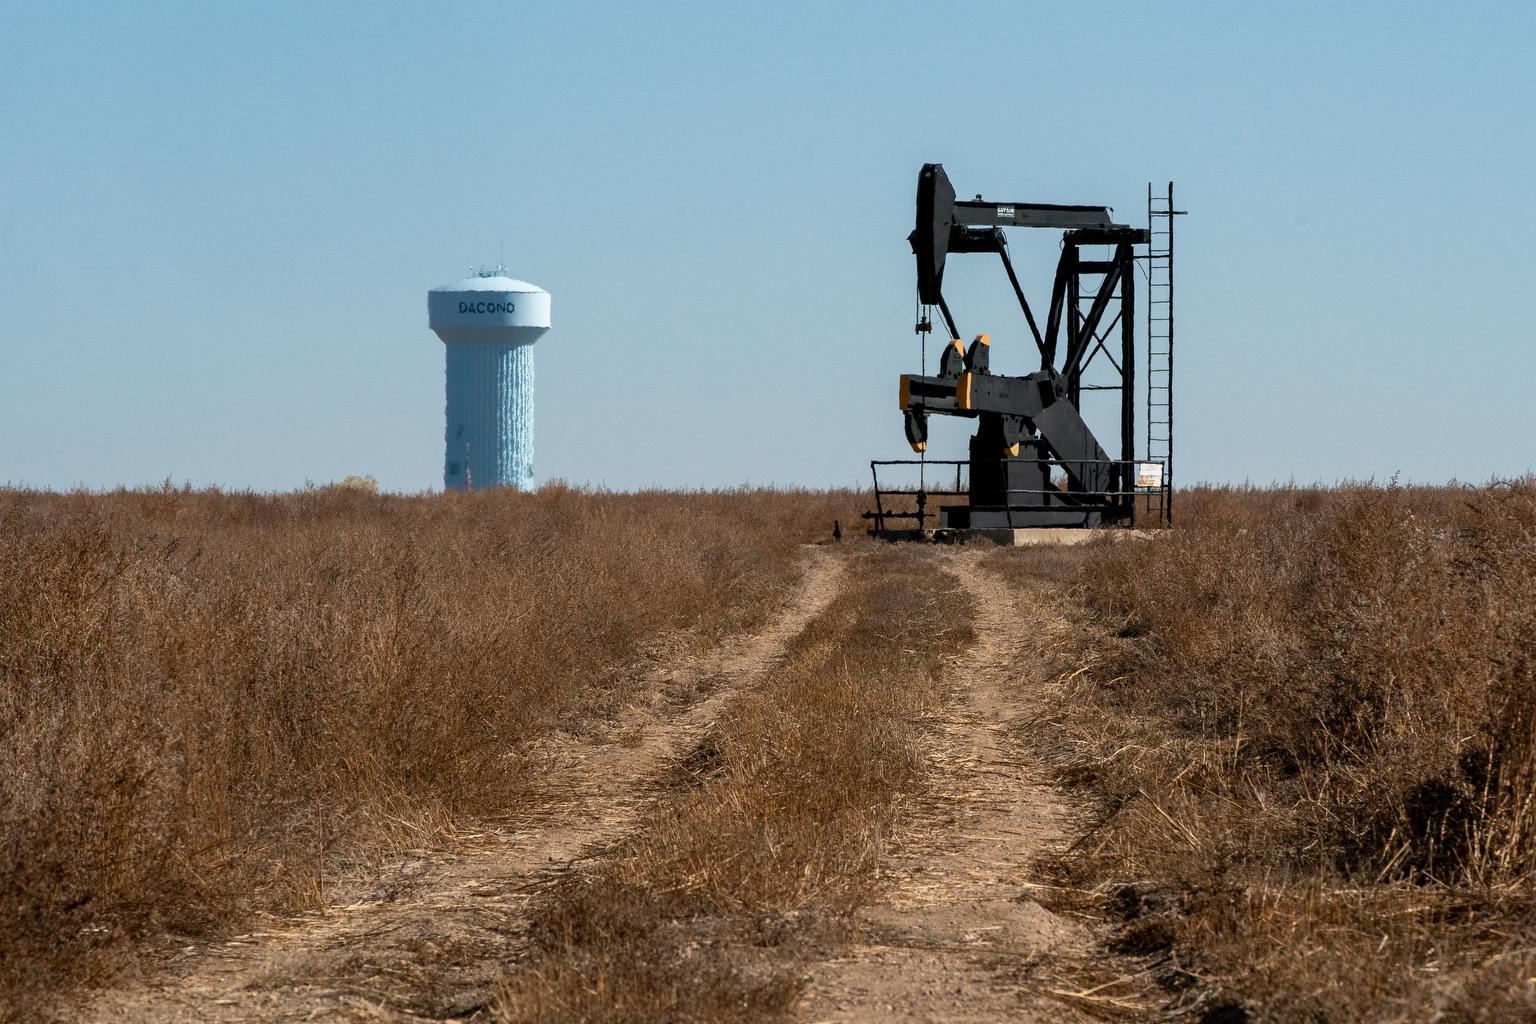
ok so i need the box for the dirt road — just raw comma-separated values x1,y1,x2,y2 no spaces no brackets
72,552,847,1023
69,545,1111,1023
796,549,1097,1023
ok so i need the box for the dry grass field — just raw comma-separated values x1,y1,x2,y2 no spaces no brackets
5,481,1533,1022
993,481,1536,1021
0,485,859,1019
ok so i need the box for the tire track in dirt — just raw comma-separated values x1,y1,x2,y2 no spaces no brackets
797,547,1096,1023
70,550,848,1024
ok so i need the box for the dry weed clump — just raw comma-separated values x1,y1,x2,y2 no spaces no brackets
497,547,974,1023
0,484,859,1019
1007,482,1536,1021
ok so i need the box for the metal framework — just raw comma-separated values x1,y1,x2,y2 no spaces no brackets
868,164,1177,535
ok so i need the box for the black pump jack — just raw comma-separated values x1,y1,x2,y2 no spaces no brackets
898,163,1149,529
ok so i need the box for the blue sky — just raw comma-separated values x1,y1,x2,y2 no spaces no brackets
2,2,1532,491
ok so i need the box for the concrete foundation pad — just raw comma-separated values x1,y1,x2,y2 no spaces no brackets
961,527,1159,546
872,528,1155,543
871,527,1161,546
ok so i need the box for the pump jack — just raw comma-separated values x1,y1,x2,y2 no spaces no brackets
885,163,1152,530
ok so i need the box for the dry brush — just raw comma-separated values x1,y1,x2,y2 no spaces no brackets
994,482,1536,1021
498,545,974,1023
0,484,860,1019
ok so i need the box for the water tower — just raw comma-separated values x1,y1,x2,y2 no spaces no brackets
427,270,551,490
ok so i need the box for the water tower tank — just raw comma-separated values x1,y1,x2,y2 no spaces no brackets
427,271,551,491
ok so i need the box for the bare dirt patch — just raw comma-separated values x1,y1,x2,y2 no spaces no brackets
64,550,847,1024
